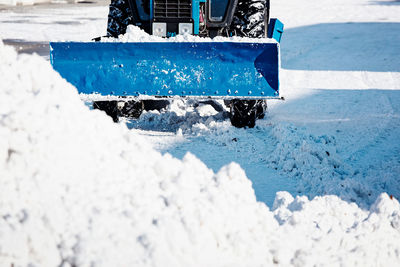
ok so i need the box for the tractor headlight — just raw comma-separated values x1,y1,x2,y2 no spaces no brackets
152,23,167,37
179,23,193,35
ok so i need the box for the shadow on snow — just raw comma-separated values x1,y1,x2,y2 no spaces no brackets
369,0,400,5
281,22,400,72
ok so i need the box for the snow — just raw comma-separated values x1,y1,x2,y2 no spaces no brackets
1,42,400,266
0,3,108,42
0,40,275,266
1,0,400,265
103,24,277,43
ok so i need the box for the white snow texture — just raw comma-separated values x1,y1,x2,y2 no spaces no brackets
1,38,400,266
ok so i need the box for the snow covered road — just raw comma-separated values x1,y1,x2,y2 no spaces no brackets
0,0,108,57
120,0,400,207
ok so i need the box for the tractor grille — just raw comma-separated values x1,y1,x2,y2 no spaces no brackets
154,0,192,19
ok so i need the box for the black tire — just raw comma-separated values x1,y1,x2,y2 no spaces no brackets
93,101,120,122
94,100,170,122
142,100,170,111
93,100,144,122
229,99,266,128
107,0,134,37
230,0,270,38
121,100,144,118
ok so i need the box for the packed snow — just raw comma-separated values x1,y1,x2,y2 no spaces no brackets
1,0,400,265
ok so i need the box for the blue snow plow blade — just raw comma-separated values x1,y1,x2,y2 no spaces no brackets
50,42,280,98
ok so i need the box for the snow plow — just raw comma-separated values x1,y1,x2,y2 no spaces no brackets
50,0,283,128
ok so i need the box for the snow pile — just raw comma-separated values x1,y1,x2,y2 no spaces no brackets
268,123,376,205
271,192,400,266
1,41,400,266
0,41,275,266
103,25,277,43
127,98,229,133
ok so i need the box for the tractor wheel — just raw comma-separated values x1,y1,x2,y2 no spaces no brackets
93,101,121,122
121,100,145,118
229,99,266,128
93,100,144,122
94,100,170,122
230,0,270,38
107,0,134,37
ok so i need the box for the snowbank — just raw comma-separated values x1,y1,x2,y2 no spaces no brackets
0,41,274,267
1,41,400,266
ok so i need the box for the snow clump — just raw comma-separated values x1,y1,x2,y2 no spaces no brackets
1,41,400,266
104,24,277,43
